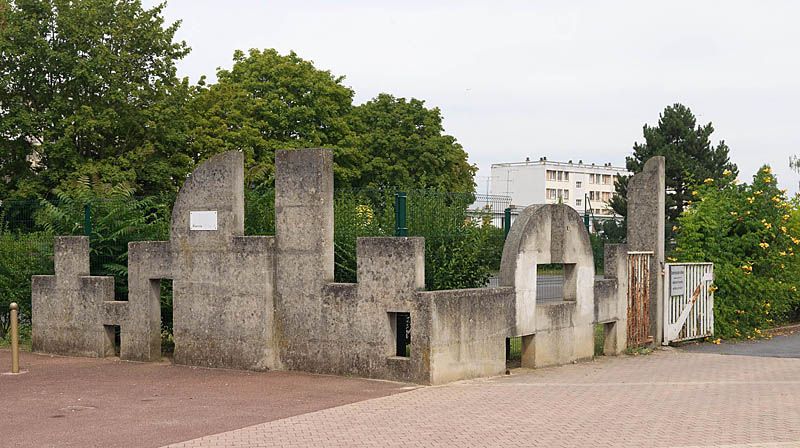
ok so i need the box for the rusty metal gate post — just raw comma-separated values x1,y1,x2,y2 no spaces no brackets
627,252,654,347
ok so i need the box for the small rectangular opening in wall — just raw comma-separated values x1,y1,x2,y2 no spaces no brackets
160,279,174,356
536,263,577,303
104,325,120,357
594,323,605,356
389,312,411,357
506,336,521,368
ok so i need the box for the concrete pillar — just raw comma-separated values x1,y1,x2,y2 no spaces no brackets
274,148,334,368
626,156,666,345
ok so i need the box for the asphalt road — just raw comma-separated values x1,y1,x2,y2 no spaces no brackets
680,329,800,358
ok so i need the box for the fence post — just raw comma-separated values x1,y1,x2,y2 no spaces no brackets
503,207,511,239
583,194,591,231
394,192,407,237
10,302,19,374
83,203,92,236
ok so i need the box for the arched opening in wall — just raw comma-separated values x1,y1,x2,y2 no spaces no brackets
536,263,577,303
157,279,174,357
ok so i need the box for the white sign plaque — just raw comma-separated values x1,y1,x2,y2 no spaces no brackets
670,265,686,296
190,211,218,231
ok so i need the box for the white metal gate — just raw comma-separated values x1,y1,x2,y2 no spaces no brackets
663,263,714,344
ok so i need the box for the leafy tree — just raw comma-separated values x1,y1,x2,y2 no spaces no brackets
612,104,738,237
186,49,354,188
188,51,476,192
675,167,800,338
0,0,192,198
35,177,171,298
341,94,476,191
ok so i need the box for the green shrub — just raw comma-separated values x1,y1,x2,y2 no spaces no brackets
0,323,32,351
0,230,52,338
34,178,171,299
675,166,800,338
330,189,499,290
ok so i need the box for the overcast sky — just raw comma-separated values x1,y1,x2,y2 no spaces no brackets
146,0,800,193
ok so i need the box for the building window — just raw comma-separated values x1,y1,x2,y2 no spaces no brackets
557,171,563,181
546,188,557,200
576,181,582,188
547,170,557,181
576,198,582,207
564,172,569,181
564,190,569,200
603,175,612,185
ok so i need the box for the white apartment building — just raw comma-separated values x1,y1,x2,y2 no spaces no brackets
489,157,631,218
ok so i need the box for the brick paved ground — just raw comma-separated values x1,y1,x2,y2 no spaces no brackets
0,350,411,448
167,349,800,448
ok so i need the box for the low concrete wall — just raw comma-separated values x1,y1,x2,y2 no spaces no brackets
292,237,432,384
426,287,514,385
531,301,595,367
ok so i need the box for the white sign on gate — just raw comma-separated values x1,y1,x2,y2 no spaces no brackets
663,263,714,345
669,265,686,296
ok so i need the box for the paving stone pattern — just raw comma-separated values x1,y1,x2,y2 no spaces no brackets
167,349,800,448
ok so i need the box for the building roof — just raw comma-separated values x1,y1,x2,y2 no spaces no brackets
491,158,628,173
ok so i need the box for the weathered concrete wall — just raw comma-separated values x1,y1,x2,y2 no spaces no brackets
32,148,515,385
33,152,280,371
274,148,335,371
306,238,431,383
627,156,666,345
168,151,278,370
32,237,115,357
426,287,514,385
499,204,595,368
116,241,171,362
593,243,628,355
272,149,512,384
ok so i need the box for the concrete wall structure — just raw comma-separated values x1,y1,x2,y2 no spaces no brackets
31,149,662,384
499,204,600,367
31,149,512,385
32,237,115,357
627,156,666,345
593,244,629,355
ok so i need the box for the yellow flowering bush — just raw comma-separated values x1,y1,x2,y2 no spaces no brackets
675,165,800,338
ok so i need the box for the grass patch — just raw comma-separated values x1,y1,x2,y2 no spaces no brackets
625,345,653,356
